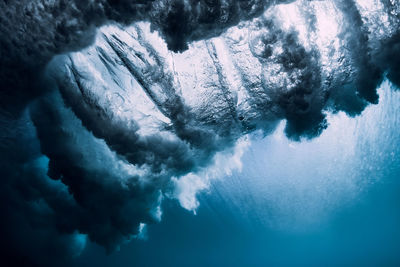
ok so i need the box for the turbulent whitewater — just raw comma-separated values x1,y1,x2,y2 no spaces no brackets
34,0,400,250
1,0,400,260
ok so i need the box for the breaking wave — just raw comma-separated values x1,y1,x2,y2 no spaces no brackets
0,1,400,265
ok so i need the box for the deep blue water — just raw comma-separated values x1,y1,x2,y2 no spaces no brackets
74,80,400,266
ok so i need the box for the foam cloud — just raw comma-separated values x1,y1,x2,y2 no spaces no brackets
0,0,293,113
0,111,87,267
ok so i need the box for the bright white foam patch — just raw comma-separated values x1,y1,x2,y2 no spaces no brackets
135,223,148,240
172,136,250,212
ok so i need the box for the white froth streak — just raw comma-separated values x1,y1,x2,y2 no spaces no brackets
171,136,250,212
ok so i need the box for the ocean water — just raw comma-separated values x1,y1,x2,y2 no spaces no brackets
74,80,400,266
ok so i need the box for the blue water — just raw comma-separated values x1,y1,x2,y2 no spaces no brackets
74,80,400,266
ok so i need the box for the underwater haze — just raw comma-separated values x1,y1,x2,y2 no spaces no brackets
74,81,400,266
0,0,400,266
